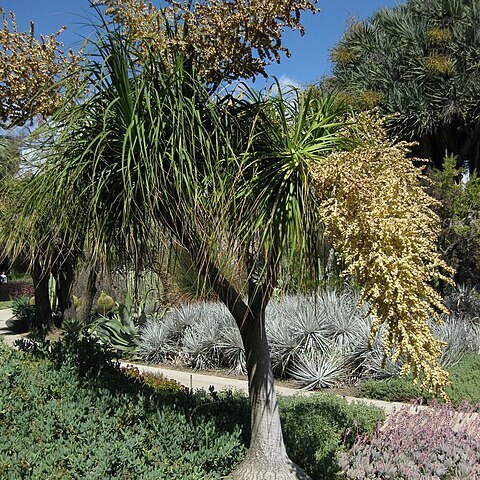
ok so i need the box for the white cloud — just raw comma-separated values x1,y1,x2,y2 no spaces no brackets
277,75,301,91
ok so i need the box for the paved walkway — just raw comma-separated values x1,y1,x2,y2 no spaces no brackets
120,361,415,415
0,308,25,347
0,309,428,416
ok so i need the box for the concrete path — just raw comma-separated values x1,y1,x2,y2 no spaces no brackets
0,311,432,416
0,308,25,347
120,361,415,415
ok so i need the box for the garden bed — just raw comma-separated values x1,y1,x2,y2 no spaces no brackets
0,338,383,480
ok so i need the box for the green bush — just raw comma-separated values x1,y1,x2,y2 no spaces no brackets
1,333,385,479
280,395,384,480
0,341,245,479
447,354,480,406
358,376,425,403
358,354,480,408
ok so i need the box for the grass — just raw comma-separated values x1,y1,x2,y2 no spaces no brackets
357,353,480,407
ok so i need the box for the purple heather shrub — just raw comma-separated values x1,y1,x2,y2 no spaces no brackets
340,401,480,479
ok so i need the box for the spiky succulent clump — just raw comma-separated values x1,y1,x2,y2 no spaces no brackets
136,288,480,390
138,319,177,364
288,350,348,390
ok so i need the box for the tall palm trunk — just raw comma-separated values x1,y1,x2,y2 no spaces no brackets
230,299,311,480
53,257,75,325
31,259,52,331
77,266,97,324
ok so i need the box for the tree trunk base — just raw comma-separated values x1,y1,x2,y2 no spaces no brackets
230,454,312,480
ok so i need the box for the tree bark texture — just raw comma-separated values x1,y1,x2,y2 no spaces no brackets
229,303,311,480
76,266,98,324
52,257,75,325
31,259,52,331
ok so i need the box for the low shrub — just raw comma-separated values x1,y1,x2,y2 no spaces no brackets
447,354,480,407
15,328,117,377
1,335,384,480
0,341,245,479
340,402,480,479
122,365,187,393
0,281,34,301
358,354,480,407
280,395,384,480
358,376,425,403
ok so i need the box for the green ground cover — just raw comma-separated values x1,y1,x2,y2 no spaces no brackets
358,354,480,407
0,336,383,480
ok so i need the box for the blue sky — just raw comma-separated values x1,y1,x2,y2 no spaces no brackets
3,0,401,85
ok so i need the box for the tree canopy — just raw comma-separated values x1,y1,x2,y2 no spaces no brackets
329,0,480,172
0,3,455,478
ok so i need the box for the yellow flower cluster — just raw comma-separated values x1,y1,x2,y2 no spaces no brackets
94,0,317,83
424,53,455,76
425,26,452,46
310,112,453,395
0,9,75,126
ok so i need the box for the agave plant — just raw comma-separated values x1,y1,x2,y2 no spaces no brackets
288,348,348,390
89,301,141,357
165,303,202,342
444,284,480,319
267,310,300,375
138,317,178,363
320,288,369,355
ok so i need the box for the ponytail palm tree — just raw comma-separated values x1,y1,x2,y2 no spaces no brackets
28,28,349,479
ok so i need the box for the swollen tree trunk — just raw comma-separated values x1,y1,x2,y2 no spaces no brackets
230,303,311,480
31,259,52,331
76,266,97,324
53,257,75,325
191,242,311,479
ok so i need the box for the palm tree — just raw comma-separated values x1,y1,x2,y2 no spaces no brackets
27,28,349,479
329,0,480,172
0,135,20,182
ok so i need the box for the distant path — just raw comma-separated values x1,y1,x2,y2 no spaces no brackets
0,308,25,347
120,360,415,415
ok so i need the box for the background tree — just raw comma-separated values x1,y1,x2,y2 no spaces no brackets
427,155,480,287
329,0,480,172
0,8,80,127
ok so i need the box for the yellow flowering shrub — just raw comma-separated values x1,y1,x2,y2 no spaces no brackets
0,9,79,126
94,0,317,83
311,112,453,394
